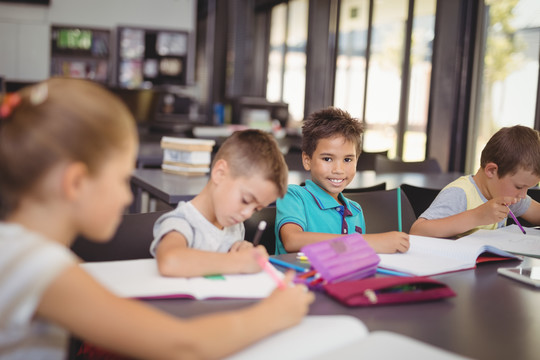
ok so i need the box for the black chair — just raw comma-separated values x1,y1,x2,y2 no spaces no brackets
69,210,169,360
71,210,168,262
509,187,540,228
374,155,442,174
527,187,540,202
284,145,306,171
356,150,389,171
343,182,386,193
345,188,416,233
244,206,277,255
400,184,441,218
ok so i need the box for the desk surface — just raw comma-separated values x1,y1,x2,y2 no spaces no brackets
144,255,540,360
132,168,464,206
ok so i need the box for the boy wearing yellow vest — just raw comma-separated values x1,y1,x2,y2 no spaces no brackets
410,125,540,238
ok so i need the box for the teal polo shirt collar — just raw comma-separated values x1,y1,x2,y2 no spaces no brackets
303,180,354,216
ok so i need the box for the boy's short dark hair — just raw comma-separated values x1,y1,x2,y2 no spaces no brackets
212,129,288,197
480,125,540,177
301,107,364,158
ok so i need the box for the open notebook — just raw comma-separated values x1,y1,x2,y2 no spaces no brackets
458,224,540,257
81,258,279,299
377,234,519,277
226,315,472,360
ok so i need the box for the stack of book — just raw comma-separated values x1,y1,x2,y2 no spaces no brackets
160,136,216,176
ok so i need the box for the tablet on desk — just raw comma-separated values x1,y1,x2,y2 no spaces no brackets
498,257,540,288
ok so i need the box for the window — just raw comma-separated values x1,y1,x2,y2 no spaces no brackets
469,0,540,172
266,0,309,125
334,0,370,127
334,0,436,160
363,0,408,158
404,0,436,161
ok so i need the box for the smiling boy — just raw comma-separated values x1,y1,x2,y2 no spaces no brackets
410,125,540,238
275,107,409,254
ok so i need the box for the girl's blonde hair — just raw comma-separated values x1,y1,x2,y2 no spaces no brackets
0,78,137,218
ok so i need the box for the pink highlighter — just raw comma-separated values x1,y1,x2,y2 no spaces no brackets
255,253,287,290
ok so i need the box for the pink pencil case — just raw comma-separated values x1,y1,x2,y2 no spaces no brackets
300,233,380,284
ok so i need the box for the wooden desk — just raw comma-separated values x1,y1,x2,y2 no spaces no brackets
130,169,464,213
143,256,540,360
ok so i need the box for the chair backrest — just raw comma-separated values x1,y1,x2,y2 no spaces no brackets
375,155,442,174
71,210,168,262
345,189,416,233
244,207,277,255
284,146,306,171
509,187,540,228
400,183,441,218
343,182,386,193
356,150,389,171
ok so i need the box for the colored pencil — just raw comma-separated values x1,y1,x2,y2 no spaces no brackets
506,205,526,234
397,188,402,232
269,257,309,273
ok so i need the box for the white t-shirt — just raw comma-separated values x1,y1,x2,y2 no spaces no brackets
0,222,77,360
150,201,245,256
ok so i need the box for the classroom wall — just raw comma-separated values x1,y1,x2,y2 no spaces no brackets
0,0,195,81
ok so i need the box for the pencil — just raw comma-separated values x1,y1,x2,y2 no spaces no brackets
252,220,267,246
506,205,526,234
269,257,308,273
254,253,287,289
376,267,411,277
397,188,402,232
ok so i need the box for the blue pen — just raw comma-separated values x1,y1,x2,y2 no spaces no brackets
376,267,411,277
269,257,309,273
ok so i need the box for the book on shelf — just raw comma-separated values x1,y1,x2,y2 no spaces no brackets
227,315,472,360
377,234,520,277
81,258,279,300
457,224,540,258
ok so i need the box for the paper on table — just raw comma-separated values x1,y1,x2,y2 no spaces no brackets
457,225,540,257
81,258,279,299
227,316,471,360
377,235,518,276
225,316,369,360
311,331,473,360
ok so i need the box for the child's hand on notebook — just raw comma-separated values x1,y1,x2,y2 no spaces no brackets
363,232,410,254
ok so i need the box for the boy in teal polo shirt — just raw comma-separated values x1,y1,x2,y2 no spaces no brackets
275,107,410,254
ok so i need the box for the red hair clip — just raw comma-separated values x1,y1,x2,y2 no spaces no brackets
0,93,22,118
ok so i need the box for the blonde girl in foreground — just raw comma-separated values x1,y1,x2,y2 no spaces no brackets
0,78,313,360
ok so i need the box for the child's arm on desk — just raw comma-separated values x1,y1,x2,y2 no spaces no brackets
280,223,410,254
362,232,410,253
410,196,518,238
279,223,342,252
155,231,268,277
37,266,314,360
